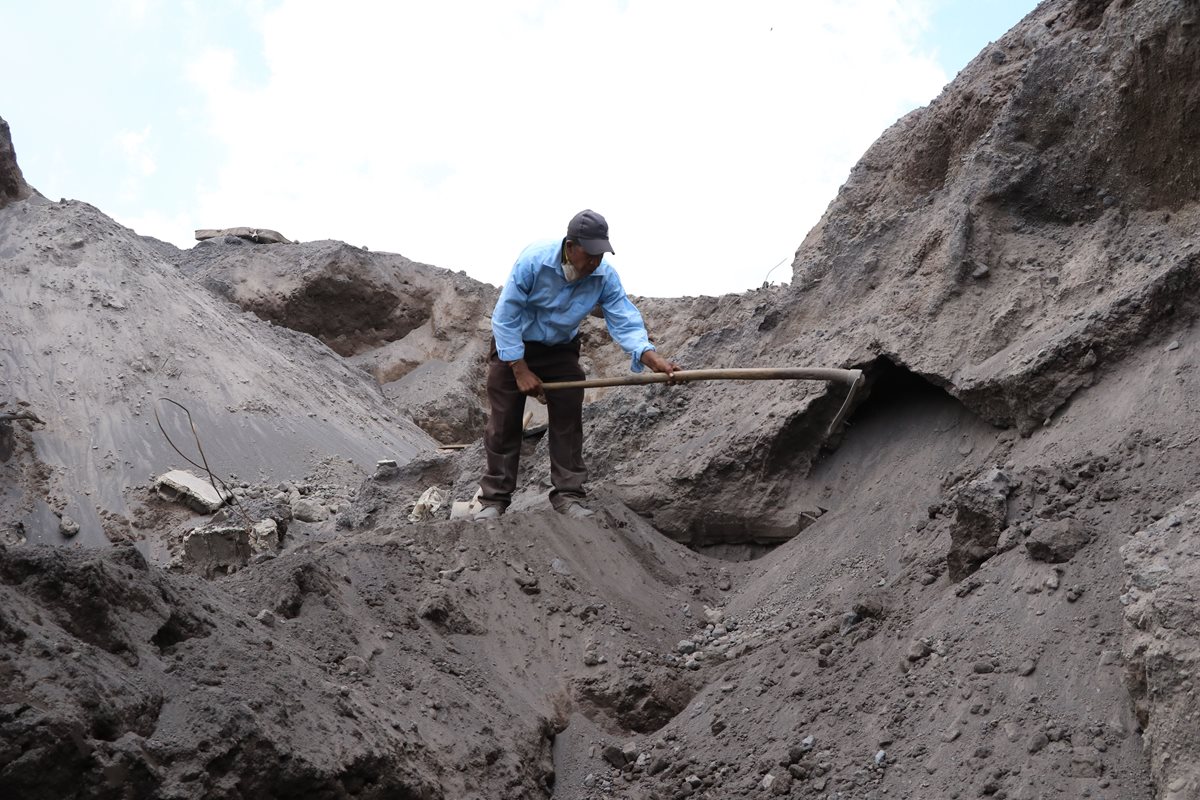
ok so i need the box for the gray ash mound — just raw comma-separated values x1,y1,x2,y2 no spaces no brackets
3,0,1200,797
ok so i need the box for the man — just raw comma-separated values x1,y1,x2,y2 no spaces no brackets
475,209,678,521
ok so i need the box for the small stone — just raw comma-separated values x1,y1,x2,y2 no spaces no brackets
973,661,995,674
906,640,932,661
1099,649,1120,666
601,744,625,767
677,640,697,654
1028,732,1049,753
291,497,328,523
58,515,80,537
1018,659,1036,676
801,734,815,750
940,727,961,743
255,609,276,627
919,572,937,585
874,750,887,766
341,655,368,675
373,459,399,480
1166,340,1181,352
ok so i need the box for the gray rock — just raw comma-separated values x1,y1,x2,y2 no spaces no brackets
906,639,932,661
291,497,329,523
946,468,1013,581
601,744,626,767
250,518,279,555
1026,518,1092,563
341,655,369,675
373,459,399,481
58,515,80,537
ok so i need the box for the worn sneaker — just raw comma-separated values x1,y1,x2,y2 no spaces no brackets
558,502,594,520
472,505,503,521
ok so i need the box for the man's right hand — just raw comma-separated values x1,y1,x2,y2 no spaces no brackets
510,360,546,402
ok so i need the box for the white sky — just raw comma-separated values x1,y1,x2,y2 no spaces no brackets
3,1,1039,297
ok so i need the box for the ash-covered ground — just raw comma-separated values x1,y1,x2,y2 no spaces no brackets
3,1,1200,798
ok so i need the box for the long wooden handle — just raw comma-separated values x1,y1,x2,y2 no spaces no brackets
540,367,863,391
541,367,866,436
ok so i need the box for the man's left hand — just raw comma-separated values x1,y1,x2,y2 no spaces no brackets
641,351,681,383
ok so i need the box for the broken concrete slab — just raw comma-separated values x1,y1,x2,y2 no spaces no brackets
176,522,251,577
155,470,230,513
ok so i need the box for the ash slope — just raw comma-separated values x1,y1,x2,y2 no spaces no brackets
0,193,436,548
4,0,1200,798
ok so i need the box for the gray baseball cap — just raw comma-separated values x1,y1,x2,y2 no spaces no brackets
567,209,615,255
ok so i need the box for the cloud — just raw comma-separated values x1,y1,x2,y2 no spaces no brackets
117,127,158,177
177,0,947,296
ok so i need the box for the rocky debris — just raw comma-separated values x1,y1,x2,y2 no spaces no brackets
1121,495,1200,800
1026,517,1093,563
154,469,230,513
172,237,496,443
175,521,251,577
194,226,292,244
946,468,1012,581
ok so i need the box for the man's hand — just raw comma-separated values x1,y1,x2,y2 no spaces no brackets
641,350,681,383
510,359,546,402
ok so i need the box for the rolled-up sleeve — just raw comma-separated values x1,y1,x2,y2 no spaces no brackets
492,260,533,362
598,270,654,372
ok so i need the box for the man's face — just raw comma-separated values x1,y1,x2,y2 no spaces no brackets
564,240,603,278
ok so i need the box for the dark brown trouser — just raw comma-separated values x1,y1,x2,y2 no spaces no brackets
479,338,586,511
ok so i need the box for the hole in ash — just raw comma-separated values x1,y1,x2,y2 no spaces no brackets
686,355,973,563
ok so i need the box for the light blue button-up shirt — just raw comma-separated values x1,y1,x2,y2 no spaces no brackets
492,238,655,372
